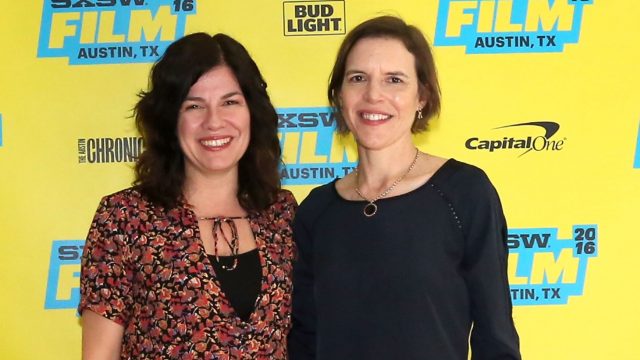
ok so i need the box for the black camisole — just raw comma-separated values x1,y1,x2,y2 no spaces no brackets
208,249,262,321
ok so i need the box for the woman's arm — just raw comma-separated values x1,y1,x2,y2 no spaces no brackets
288,208,317,360
459,172,521,359
79,194,134,360
81,310,124,360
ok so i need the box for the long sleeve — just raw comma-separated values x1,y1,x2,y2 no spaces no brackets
286,161,522,359
288,203,317,359
457,171,521,360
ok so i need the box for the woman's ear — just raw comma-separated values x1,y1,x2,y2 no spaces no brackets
417,85,428,109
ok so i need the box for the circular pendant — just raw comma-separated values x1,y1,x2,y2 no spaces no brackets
363,203,377,217
220,258,238,271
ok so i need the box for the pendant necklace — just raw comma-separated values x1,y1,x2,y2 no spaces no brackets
354,148,420,217
198,216,248,271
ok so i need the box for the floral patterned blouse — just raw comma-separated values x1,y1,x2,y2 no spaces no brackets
79,188,297,359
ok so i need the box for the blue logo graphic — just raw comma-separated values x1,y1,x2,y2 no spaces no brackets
277,107,357,185
434,0,594,54
38,0,196,65
634,121,640,169
45,240,84,310
508,225,597,305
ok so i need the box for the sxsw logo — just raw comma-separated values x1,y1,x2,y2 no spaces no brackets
277,107,357,185
508,225,598,305
434,0,594,54
38,0,196,65
45,240,84,310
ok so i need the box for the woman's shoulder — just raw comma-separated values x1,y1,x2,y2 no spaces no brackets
431,159,493,188
293,180,340,222
300,180,338,205
428,158,501,205
91,186,160,224
86,188,143,238
95,186,153,212
274,188,298,205
265,189,299,217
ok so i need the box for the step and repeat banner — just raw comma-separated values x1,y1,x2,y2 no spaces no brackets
1,1,639,359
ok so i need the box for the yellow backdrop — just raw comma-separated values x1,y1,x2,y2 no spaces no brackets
1,1,639,359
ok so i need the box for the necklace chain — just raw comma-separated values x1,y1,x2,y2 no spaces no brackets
354,148,420,217
198,216,248,271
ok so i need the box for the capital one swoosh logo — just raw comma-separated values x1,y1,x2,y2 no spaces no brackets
465,121,565,156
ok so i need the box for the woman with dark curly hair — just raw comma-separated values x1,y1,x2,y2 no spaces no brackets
79,33,297,359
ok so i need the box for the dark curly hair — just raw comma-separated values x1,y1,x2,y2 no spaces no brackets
133,33,281,210
328,16,441,133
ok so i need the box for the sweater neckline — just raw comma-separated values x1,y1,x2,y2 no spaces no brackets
331,158,456,204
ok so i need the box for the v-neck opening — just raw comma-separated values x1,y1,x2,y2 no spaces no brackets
192,211,270,324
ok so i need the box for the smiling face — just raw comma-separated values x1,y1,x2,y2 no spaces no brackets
177,65,251,179
339,37,425,151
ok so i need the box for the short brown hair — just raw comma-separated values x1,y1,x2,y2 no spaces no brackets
328,16,441,133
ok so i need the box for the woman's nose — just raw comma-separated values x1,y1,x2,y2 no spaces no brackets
364,81,383,102
204,108,225,129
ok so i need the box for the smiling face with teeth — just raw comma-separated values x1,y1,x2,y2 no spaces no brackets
339,37,426,151
177,65,251,179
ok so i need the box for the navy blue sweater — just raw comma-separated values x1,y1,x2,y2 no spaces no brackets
288,159,521,360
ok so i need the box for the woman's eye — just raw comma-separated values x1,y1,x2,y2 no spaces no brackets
184,104,202,110
348,75,365,82
223,99,239,106
389,76,403,84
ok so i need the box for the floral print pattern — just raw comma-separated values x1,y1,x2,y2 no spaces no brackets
79,188,297,359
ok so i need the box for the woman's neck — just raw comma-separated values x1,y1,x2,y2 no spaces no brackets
356,144,419,193
182,169,245,217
